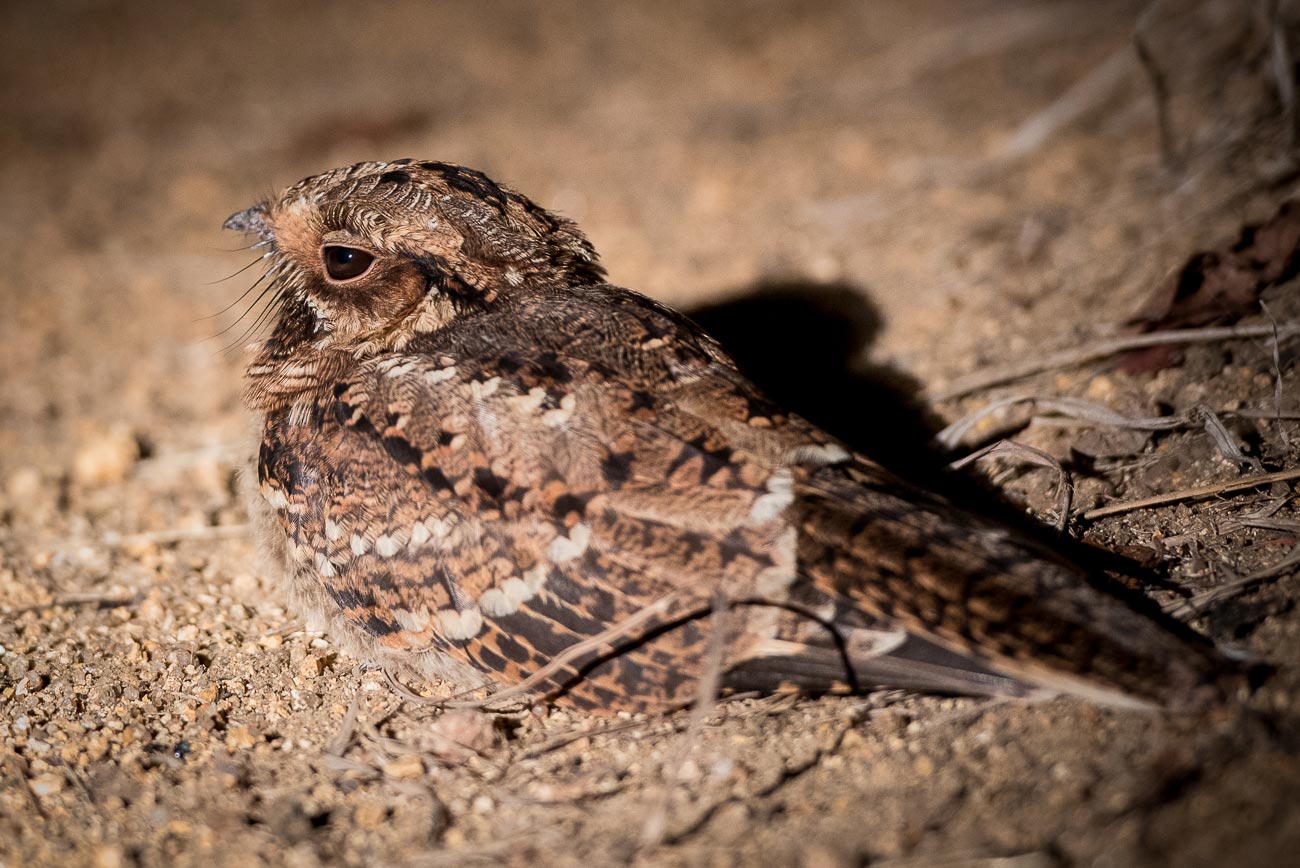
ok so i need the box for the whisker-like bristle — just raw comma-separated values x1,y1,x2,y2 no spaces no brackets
208,239,273,253
209,269,282,339
218,295,284,357
211,262,295,357
203,251,274,287
197,258,278,322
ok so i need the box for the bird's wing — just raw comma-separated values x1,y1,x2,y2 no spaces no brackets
258,341,835,709
260,333,1230,711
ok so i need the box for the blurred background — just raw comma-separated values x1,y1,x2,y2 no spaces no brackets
2,0,1290,476
3,2,1299,866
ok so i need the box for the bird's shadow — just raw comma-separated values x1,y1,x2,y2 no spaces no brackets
686,279,1144,576
687,279,952,486
687,280,1279,692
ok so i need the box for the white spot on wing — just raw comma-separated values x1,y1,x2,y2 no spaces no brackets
523,564,550,591
749,471,794,525
422,516,455,541
374,535,400,558
313,552,336,578
384,360,418,378
425,365,458,384
350,534,370,556
470,376,501,399
546,523,590,563
542,393,577,427
438,607,484,640
788,442,851,466
503,576,537,606
755,527,797,596
509,387,548,415
478,589,512,617
479,576,542,616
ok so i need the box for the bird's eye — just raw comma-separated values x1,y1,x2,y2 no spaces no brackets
322,245,375,281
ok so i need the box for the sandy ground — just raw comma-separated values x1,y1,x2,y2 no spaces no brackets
2,1,1300,865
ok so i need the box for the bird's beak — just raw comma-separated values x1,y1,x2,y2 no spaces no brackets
223,203,272,239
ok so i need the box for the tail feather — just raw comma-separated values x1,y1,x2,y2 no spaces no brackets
790,463,1239,709
724,631,1041,700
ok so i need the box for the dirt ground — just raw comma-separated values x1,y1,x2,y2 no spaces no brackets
3,1,1300,865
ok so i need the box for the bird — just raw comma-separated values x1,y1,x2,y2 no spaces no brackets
225,158,1242,714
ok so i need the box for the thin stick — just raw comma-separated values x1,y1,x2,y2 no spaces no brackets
949,439,1073,532
4,592,140,616
937,397,1261,471
1229,408,1300,420
1081,467,1300,520
1168,542,1300,617
437,594,686,710
1262,301,1291,447
383,668,443,706
1135,0,1181,169
936,395,1184,449
326,689,363,757
641,591,731,847
927,323,1299,402
1237,517,1300,534
104,524,252,547
989,46,1135,164
520,718,653,761
1264,0,1298,153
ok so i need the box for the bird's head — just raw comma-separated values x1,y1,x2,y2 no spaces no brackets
224,160,605,363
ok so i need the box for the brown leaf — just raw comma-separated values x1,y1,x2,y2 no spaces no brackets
1121,199,1300,372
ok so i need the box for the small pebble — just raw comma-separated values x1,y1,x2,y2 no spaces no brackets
353,801,388,829
93,844,125,868
225,726,257,751
382,754,425,780
72,424,140,487
6,466,42,502
28,772,65,797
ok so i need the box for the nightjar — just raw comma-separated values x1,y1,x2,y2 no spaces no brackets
225,159,1239,713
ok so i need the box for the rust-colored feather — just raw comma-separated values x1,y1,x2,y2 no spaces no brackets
231,159,1243,714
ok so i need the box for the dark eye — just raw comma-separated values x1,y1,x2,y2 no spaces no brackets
322,245,375,281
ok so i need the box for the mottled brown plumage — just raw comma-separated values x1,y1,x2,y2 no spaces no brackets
227,159,1238,713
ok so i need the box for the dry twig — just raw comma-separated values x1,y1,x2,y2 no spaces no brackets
384,594,689,711
989,46,1135,165
948,440,1073,532
326,689,363,757
1263,0,1298,153
1082,467,1300,520
104,523,252,547
1135,0,1181,169
1169,542,1300,616
927,322,1299,402
4,592,140,617
519,718,654,761
641,591,731,847
1262,301,1292,447
1236,517,1300,534
939,396,1262,478
937,395,1177,448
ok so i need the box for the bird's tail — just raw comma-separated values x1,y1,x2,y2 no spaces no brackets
778,463,1244,710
